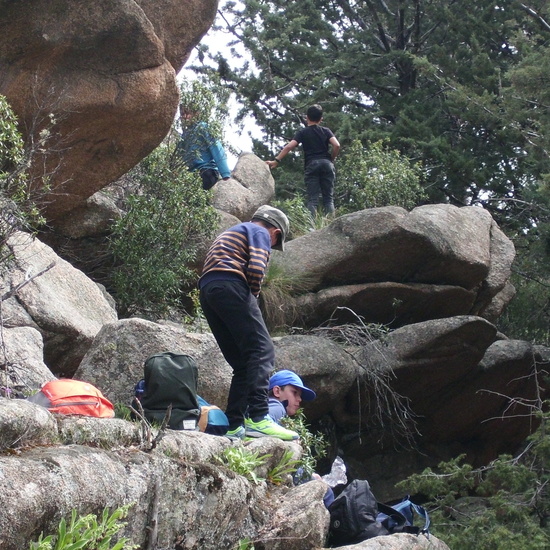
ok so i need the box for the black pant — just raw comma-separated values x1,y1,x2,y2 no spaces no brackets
199,168,220,190
304,158,336,216
199,279,273,428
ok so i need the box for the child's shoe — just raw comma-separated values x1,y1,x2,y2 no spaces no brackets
244,416,299,441
226,425,246,441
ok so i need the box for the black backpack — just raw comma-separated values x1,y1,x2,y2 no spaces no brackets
139,352,200,430
327,479,430,547
327,479,389,546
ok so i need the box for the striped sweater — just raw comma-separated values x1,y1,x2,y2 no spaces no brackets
199,222,271,297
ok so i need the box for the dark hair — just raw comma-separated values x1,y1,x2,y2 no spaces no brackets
268,384,288,397
307,104,323,122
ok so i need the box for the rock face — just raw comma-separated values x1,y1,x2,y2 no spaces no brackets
0,0,217,223
0,399,451,550
71,314,549,502
211,152,276,221
270,204,515,329
1,231,117,379
2,206,543,549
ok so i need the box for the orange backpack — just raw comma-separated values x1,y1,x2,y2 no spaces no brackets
29,379,115,418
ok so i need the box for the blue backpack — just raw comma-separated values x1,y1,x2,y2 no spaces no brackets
376,497,430,537
197,396,229,435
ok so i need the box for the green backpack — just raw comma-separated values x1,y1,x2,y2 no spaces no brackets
140,352,200,430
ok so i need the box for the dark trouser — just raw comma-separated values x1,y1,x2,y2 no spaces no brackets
199,279,273,428
304,158,336,216
199,167,220,190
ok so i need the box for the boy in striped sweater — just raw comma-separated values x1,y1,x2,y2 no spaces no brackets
199,205,299,441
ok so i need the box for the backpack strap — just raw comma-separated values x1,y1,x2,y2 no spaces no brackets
376,502,415,534
409,500,431,535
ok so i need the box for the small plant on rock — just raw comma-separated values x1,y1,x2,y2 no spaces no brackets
29,504,137,550
280,409,328,482
215,446,270,485
266,449,300,485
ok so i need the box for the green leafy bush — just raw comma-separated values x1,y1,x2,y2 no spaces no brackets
0,95,24,179
30,505,137,550
336,139,426,214
109,143,218,319
281,409,328,482
178,79,227,145
397,408,550,549
0,95,43,248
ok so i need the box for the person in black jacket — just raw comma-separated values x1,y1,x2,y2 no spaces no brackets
267,104,340,216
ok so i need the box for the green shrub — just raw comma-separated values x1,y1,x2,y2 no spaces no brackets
336,139,426,214
280,409,328,482
0,95,43,249
109,143,218,319
397,408,550,549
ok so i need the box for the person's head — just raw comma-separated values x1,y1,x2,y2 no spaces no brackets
180,105,200,127
306,104,323,123
251,205,290,251
269,370,316,416
179,81,215,128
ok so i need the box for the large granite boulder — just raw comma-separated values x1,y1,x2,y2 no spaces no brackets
1,232,117,378
212,152,276,221
270,204,515,328
75,317,233,410
0,0,217,223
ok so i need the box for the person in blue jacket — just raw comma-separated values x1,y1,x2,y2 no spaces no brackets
179,105,231,190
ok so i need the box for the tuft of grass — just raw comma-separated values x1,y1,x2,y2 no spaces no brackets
266,449,300,485
260,261,318,333
29,505,137,550
215,446,270,485
273,197,333,237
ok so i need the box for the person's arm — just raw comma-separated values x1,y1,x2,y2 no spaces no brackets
266,139,299,169
329,136,340,162
209,139,232,179
246,225,271,296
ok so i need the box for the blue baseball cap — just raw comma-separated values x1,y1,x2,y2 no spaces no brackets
269,370,316,401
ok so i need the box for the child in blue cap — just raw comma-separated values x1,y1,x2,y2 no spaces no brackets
268,369,316,423
268,369,335,508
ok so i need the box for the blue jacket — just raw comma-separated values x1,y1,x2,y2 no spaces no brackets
179,122,231,178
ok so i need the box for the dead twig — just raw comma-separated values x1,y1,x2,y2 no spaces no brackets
0,261,56,302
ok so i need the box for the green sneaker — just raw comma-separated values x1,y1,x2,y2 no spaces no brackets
226,426,246,441
244,416,299,441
